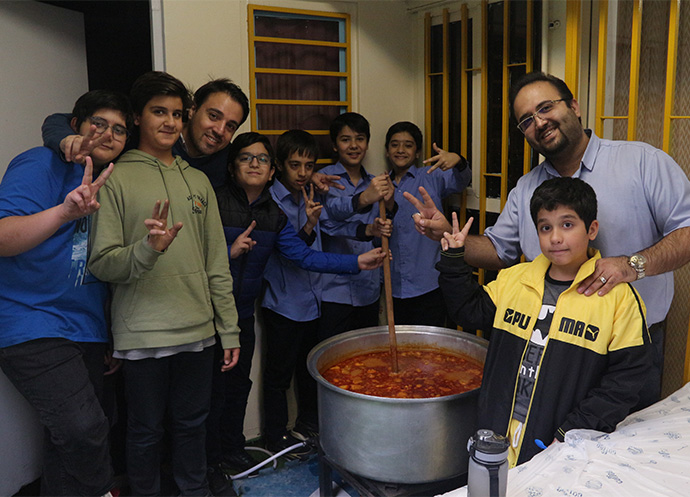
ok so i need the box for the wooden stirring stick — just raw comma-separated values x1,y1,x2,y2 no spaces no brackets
379,199,399,373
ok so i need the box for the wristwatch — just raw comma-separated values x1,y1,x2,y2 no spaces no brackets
627,253,647,280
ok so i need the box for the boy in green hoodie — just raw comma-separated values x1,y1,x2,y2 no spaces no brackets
88,71,240,496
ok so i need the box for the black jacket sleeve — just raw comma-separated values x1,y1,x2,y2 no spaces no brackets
436,247,497,332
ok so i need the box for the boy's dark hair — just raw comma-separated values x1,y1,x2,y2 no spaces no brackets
194,78,250,125
276,130,319,165
385,121,423,150
129,71,192,116
530,177,597,230
329,112,370,143
509,72,575,119
72,89,133,131
227,131,275,171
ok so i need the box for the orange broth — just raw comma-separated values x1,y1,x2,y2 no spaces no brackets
321,348,483,398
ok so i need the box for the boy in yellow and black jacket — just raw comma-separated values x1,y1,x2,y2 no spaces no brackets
436,177,653,467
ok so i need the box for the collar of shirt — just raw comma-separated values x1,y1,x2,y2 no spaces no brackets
270,180,302,207
542,129,597,178
579,129,598,173
330,161,373,186
388,166,416,185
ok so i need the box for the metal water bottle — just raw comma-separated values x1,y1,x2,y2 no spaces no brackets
467,429,509,497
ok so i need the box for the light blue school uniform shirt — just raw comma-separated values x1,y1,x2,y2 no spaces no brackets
389,163,471,299
261,180,323,322
484,130,690,325
319,162,381,307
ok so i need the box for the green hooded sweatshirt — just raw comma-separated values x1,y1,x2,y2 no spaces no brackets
89,149,239,351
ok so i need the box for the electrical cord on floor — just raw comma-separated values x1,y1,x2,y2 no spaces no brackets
229,436,319,480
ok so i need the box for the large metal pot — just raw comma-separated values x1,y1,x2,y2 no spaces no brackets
308,325,488,484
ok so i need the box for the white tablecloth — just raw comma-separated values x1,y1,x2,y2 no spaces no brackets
442,382,690,496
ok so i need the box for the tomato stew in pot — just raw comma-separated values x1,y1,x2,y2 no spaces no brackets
322,347,483,398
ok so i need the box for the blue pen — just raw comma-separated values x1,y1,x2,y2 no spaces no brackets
535,439,548,450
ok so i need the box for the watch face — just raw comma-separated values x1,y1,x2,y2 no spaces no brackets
630,254,646,271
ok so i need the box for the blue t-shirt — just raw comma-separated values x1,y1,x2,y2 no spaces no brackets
0,147,108,348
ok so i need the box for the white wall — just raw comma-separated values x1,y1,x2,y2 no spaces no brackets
161,0,422,440
0,1,88,180
543,0,567,81
0,3,88,494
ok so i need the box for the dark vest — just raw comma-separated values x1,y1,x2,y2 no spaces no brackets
215,180,286,320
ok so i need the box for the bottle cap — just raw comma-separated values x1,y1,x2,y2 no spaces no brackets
468,429,509,463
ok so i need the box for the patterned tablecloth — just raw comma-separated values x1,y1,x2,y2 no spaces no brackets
442,382,690,496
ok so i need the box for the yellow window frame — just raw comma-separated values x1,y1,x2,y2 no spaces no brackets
247,5,351,162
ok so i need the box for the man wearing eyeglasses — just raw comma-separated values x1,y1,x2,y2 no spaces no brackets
406,71,690,408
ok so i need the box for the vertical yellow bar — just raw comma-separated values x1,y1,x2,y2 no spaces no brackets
627,0,643,141
501,0,510,209
443,9,450,150
565,0,581,98
345,14,352,111
424,13,432,159
663,0,679,153
595,0,609,138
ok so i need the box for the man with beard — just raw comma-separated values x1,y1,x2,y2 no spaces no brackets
405,71,690,409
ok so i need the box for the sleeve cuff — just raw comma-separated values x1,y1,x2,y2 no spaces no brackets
386,201,399,219
352,193,373,213
457,155,469,171
441,246,465,258
356,223,374,241
298,228,317,246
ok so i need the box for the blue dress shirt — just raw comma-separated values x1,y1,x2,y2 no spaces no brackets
389,163,471,299
319,162,381,307
261,180,324,322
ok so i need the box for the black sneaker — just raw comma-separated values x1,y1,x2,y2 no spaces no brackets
265,433,315,460
207,464,237,496
291,419,319,441
221,449,260,477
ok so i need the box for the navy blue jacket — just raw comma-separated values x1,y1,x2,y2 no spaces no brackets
215,179,360,320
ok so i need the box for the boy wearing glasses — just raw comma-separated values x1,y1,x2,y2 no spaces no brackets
206,132,385,488
87,71,241,496
0,90,130,496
